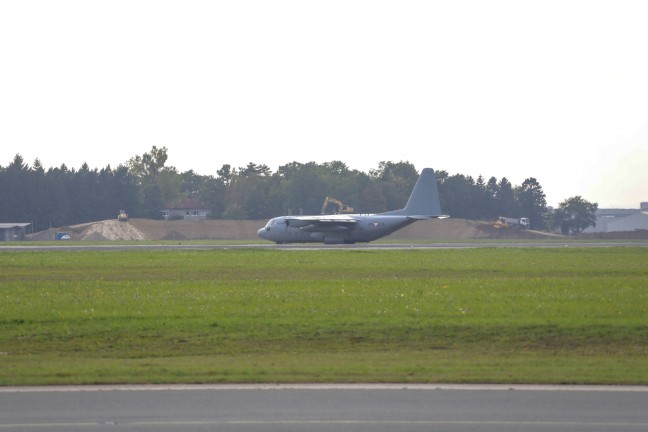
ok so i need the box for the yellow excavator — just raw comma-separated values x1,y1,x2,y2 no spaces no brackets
117,210,129,222
321,197,354,215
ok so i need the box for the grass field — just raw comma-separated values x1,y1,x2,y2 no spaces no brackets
1,247,647,385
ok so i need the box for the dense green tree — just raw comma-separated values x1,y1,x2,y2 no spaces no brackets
471,175,488,219
552,196,598,235
26,159,48,231
515,178,548,230
127,146,171,218
282,164,326,215
223,173,272,219
322,160,350,176
41,165,73,228
140,183,164,219
358,182,388,213
371,161,419,211
158,167,183,205
0,155,30,221
180,170,206,197
109,165,140,218
317,161,366,213
239,162,271,177
196,176,227,219
438,174,474,218
0,151,556,232
69,163,99,224
127,146,169,184
275,162,301,181
495,177,516,218
483,176,500,220
216,164,234,186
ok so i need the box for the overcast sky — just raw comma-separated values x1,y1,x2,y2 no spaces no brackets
1,0,647,208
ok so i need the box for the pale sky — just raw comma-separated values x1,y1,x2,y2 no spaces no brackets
1,0,647,208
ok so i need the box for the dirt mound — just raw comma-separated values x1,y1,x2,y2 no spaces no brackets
29,220,148,241
132,218,502,241
129,219,264,241
391,218,487,240
389,218,562,240
80,220,148,241
30,218,564,241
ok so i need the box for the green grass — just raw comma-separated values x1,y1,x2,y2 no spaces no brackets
1,248,647,385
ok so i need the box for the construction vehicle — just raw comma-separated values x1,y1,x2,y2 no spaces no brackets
117,210,129,222
491,216,529,229
55,231,71,240
321,196,355,215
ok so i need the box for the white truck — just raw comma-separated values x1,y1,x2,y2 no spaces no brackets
494,216,529,229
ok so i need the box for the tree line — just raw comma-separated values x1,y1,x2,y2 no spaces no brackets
0,147,596,233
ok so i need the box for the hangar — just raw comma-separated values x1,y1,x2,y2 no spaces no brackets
606,211,648,232
0,223,31,241
585,202,648,233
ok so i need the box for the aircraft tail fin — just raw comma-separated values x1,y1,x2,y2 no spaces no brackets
383,168,446,218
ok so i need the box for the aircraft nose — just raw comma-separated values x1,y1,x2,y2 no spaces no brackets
257,228,267,239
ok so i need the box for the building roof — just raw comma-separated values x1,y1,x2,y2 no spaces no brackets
0,223,31,229
164,198,210,210
595,208,639,218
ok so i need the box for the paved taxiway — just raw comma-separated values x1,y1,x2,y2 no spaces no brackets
2,384,647,432
1,240,647,252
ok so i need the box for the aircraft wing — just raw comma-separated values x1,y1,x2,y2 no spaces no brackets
406,215,450,220
282,215,359,230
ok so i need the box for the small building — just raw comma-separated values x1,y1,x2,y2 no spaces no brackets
585,203,648,233
0,223,31,241
162,198,210,221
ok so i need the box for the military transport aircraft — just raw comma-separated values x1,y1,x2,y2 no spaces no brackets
257,168,448,244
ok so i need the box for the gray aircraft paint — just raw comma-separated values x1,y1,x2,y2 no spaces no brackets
258,168,447,244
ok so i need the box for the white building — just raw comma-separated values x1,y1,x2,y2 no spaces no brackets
162,198,210,221
585,202,648,233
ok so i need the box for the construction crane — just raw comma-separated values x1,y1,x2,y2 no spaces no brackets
320,197,354,215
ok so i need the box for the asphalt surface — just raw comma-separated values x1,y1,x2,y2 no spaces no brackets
1,384,647,432
1,240,647,251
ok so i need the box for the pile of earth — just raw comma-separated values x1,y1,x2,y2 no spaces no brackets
29,218,563,241
30,220,148,241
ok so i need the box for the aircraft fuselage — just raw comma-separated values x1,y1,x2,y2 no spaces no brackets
258,214,418,244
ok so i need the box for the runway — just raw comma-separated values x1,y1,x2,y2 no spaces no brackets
1,240,647,252
1,384,647,431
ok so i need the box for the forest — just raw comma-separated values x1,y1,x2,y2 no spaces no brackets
1,146,550,232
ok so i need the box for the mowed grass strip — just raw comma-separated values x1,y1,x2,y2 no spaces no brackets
1,248,647,385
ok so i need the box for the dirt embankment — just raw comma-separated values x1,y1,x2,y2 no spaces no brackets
129,219,263,241
30,220,149,241
389,218,556,240
30,218,565,241
30,219,265,241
